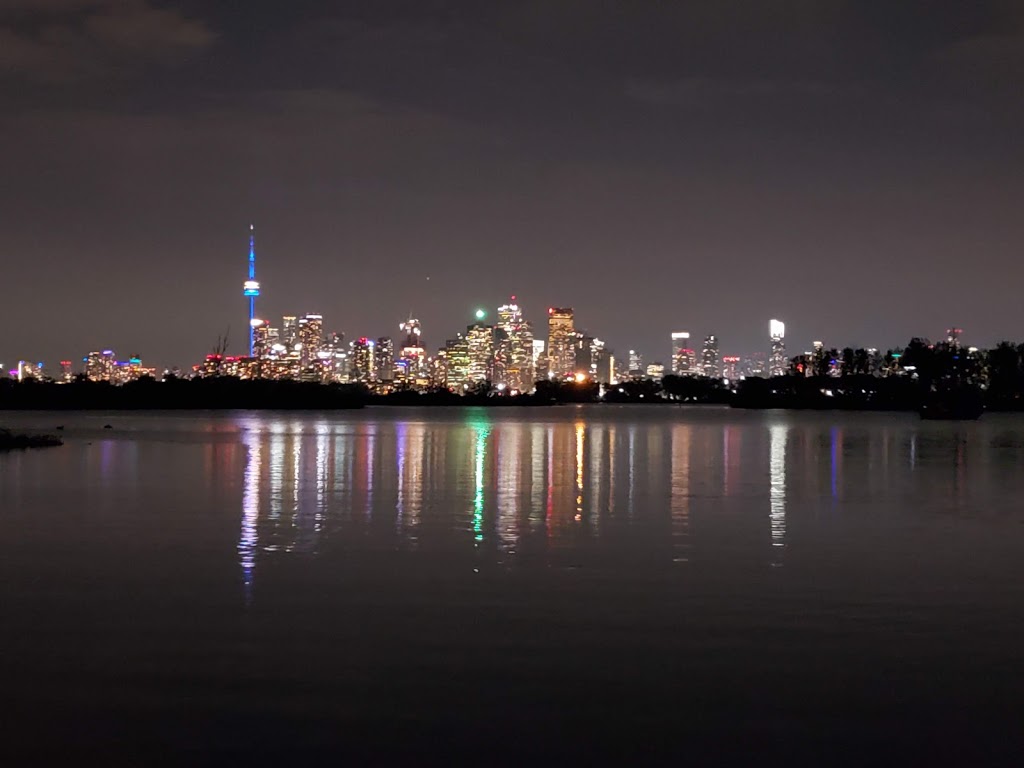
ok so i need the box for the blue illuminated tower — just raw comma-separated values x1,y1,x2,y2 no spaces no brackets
242,224,261,357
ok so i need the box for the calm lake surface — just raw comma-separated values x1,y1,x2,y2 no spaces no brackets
3,406,1024,764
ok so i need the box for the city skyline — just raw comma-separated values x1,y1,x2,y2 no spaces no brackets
2,2,1022,369
0,222,991,376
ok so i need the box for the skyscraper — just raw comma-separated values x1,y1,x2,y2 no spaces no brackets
242,225,260,357
628,349,644,378
671,332,691,375
547,307,575,379
398,317,425,382
298,314,323,365
532,339,547,381
701,335,720,378
445,334,470,389
574,333,594,377
376,337,394,382
497,298,534,391
769,319,787,377
282,316,298,348
466,323,493,383
722,356,741,380
350,338,375,383
251,319,271,361
85,351,106,382
589,338,608,381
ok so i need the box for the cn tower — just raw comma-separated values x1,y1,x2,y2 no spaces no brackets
242,224,260,357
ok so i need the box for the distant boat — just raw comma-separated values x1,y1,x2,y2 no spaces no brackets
919,383,984,421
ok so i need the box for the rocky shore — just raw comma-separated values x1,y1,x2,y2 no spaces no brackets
0,428,64,451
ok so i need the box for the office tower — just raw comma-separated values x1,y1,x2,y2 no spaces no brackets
376,337,394,382
85,350,115,382
250,319,270,360
574,333,595,377
671,332,691,375
491,327,512,387
349,338,375,383
721,356,741,380
242,225,260,357
589,338,608,381
546,307,575,379
628,349,644,378
398,318,425,381
769,319,787,377
532,339,547,381
608,354,618,384
701,335,720,378
498,298,534,391
646,362,665,379
466,323,493,383
59,360,73,383
282,316,298,348
298,314,323,365
445,334,471,389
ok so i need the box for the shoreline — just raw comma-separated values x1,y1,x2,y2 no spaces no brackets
0,428,63,451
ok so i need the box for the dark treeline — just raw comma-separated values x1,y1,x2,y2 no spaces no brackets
0,377,367,410
741,338,1024,411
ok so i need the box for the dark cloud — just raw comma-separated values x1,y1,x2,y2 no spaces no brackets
0,0,213,82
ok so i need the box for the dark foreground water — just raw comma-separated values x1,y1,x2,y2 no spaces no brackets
2,406,1023,765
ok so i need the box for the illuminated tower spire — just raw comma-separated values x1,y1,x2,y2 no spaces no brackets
242,224,261,357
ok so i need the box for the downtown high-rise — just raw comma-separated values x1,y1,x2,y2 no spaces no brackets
671,332,694,375
497,298,534,392
769,319,787,377
546,308,575,380
701,335,720,378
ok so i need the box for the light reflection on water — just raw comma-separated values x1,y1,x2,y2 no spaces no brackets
769,422,787,561
19,407,995,601
235,409,1020,597
4,407,1024,763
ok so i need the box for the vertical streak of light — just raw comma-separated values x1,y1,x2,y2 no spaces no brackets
396,422,406,534
530,425,545,528
269,428,284,521
366,426,376,520
589,424,603,531
239,434,261,604
497,425,520,552
575,421,585,522
545,424,554,537
406,424,424,546
607,424,616,519
291,428,301,545
315,426,328,535
474,424,488,544
671,423,691,563
769,423,788,559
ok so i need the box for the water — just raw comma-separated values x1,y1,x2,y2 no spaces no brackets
2,406,1023,764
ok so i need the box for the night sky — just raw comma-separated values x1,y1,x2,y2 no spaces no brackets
2,0,1022,371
